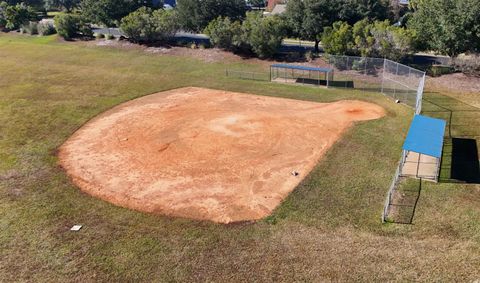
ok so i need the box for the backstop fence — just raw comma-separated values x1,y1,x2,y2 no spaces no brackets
324,55,426,114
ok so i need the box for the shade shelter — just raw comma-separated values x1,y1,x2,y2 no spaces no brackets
270,64,334,87
400,115,447,182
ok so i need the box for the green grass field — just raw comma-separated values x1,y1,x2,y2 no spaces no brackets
0,34,479,281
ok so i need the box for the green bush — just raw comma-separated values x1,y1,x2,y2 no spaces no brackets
94,32,105,39
322,21,354,55
321,19,414,61
54,13,91,40
78,22,93,38
38,21,56,36
203,12,287,58
204,16,242,50
353,19,374,57
370,20,414,61
176,0,246,32
0,2,7,30
242,12,287,58
429,65,455,77
105,33,114,40
0,2,36,31
120,7,179,43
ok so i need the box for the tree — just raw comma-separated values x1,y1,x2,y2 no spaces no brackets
44,0,81,12
204,12,286,58
242,12,287,58
0,2,36,30
120,7,178,43
338,0,389,24
352,18,375,56
204,16,243,50
284,0,342,52
408,0,480,56
0,2,7,29
54,13,91,39
321,21,353,55
176,0,246,32
321,19,414,60
370,20,414,60
80,0,161,26
3,0,44,10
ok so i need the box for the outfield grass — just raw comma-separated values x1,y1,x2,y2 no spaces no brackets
0,34,479,281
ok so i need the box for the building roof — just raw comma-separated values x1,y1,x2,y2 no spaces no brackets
402,115,447,158
271,64,333,73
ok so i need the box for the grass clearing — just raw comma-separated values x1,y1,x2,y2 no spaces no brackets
0,34,479,281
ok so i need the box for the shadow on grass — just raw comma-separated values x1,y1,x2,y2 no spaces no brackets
450,138,480,183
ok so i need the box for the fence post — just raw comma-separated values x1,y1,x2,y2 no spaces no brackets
363,57,368,93
393,62,399,99
381,59,386,94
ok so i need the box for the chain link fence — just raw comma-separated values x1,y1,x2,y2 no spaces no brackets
225,55,426,114
225,70,270,81
324,55,426,114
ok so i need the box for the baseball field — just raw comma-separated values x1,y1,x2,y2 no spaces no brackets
0,34,479,281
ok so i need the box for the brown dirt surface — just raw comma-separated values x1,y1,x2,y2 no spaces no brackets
58,87,385,223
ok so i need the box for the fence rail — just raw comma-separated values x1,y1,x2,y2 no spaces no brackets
225,70,270,81
382,150,407,222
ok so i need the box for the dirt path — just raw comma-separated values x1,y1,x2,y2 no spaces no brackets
59,87,385,223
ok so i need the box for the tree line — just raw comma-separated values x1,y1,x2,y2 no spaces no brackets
1,0,479,59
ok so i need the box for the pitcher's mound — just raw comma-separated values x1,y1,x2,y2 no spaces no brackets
59,87,385,223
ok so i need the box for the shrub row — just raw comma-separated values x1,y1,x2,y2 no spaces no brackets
20,21,56,35
120,7,178,43
54,13,92,40
204,12,287,59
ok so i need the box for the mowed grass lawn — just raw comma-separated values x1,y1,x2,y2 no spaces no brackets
0,34,479,282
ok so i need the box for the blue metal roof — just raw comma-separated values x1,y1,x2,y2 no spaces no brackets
403,115,447,158
271,64,333,73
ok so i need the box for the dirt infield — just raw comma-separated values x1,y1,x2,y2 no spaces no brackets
59,87,385,223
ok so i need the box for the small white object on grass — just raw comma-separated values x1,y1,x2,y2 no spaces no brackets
395,99,400,104
291,171,299,176
70,225,83,231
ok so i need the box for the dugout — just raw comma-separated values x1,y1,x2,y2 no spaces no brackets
270,64,334,87
400,115,447,182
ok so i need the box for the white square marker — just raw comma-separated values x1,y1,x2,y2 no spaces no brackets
70,225,83,231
